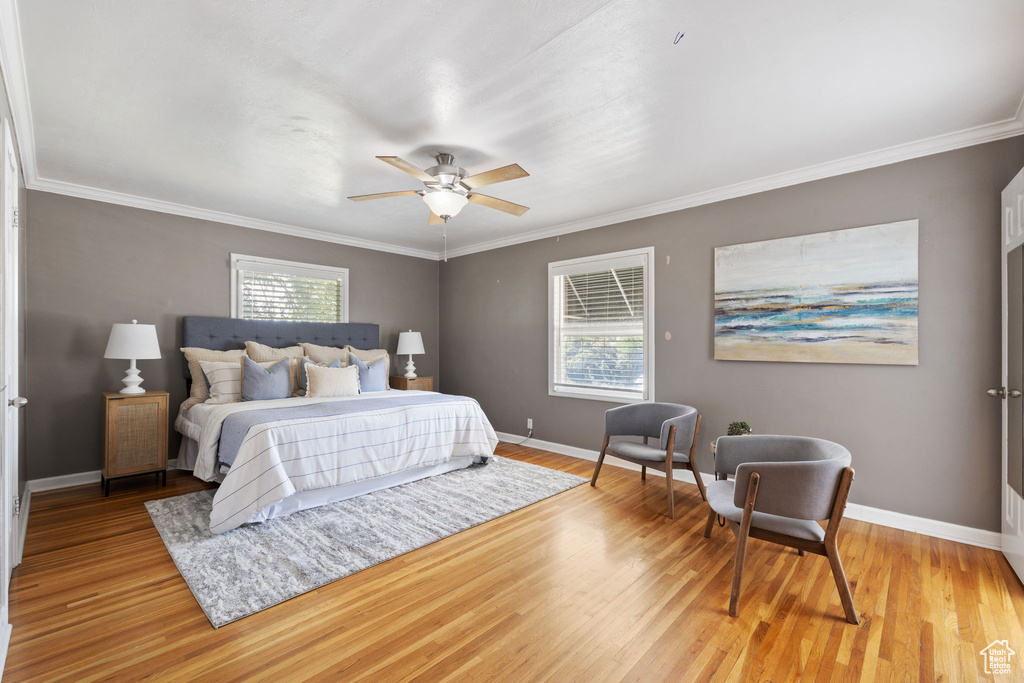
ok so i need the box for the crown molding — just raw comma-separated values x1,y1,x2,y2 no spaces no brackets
28,177,439,260
2,0,1023,263
445,111,1024,259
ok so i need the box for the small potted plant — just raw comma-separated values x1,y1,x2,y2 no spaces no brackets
727,421,752,436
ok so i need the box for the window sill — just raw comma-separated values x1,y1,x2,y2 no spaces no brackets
548,386,649,404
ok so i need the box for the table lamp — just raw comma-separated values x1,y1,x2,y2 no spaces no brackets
396,330,425,378
104,320,161,394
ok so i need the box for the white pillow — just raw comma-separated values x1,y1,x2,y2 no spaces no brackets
305,364,360,398
200,359,280,404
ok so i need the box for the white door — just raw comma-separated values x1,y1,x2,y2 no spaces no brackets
0,117,19,649
998,165,1024,583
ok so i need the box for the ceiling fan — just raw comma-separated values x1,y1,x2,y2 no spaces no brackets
348,153,530,225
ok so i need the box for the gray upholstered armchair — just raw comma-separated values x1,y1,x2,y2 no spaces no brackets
704,435,858,624
590,403,704,518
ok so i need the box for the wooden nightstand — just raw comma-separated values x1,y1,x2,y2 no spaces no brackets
389,376,434,391
102,390,169,496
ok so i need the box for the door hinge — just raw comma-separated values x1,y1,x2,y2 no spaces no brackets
13,495,19,517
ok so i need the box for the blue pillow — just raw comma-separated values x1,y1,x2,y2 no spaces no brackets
241,356,293,401
298,357,341,393
350,354,388,392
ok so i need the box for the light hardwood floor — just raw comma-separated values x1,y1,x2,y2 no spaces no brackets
5,444,1024,681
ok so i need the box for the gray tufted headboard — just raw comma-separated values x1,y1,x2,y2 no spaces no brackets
181,316,380,380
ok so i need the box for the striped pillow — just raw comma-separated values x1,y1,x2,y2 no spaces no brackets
181,347,246,403
200,359,282,404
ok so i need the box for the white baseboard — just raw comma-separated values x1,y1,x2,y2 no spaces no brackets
26,459,179,493
26,469,100,492
496,432,1002,551
495,431,713,487
0,620,11,682
15,490,29,567
843,503,1002,550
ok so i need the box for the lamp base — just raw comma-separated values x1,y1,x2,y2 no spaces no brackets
119,360,146,394
404,356,417,379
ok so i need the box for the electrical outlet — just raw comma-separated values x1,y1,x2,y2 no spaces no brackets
527,418,533,430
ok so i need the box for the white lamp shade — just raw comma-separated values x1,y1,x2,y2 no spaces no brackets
104,321,161,360
422,190,468,218
397,330,425,356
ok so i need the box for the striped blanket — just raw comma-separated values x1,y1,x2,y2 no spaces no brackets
192,392,498,534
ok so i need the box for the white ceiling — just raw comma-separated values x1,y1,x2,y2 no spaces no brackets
6,1,1024,259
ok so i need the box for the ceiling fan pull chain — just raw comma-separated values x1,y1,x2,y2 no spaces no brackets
443,232,448,263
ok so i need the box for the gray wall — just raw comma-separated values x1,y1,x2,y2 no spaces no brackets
440,137,1024,532
25,192,439,480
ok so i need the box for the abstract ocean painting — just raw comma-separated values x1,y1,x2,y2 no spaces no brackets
714,220,918,365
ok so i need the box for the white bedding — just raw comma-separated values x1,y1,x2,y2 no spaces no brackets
175,391,498,533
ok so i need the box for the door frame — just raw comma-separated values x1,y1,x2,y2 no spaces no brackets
1001,165,1024,582
0,115,17,669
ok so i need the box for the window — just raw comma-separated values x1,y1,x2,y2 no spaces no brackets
549,247,654,402
230,254,349,322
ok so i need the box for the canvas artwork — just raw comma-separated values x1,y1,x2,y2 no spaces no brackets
714,220,919,365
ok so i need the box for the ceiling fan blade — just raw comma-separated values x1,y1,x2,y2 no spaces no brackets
376,156,436,182
428,212,445,226
467,193,530,216
460,163,529,190
347,190,421,201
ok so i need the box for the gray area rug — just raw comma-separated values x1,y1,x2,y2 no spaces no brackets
146,456,587,628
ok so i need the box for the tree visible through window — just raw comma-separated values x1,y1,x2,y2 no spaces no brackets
231,254,349,323
550,248,653,402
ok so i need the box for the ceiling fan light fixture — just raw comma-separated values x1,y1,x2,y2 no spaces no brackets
422,189,468,219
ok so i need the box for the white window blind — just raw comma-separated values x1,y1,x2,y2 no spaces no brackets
549,248,654,402
230,254,349,323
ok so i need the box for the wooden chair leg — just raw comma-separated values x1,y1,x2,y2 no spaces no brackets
729,521,751,617
641,465,646,481
665,461,675,519
687,413,706,501
704,506,717,538
822,467,858,624
729,473,759,617
689,460,707,501
591,436,609,487
825,538,859,625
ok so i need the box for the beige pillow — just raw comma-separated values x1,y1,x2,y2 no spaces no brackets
244,340,303,361
346,346,390,380
245,341,304,394
181,347,246,402
305,364,360,398
300,342,349,366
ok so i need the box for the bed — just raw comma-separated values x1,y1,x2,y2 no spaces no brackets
174,316,498,533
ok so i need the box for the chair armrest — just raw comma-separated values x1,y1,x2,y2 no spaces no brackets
660,411,697,451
